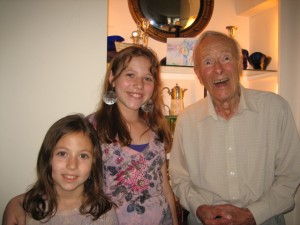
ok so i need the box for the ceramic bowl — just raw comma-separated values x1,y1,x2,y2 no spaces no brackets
248,52,272,70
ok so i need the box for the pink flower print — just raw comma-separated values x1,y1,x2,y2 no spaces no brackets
131,172,150,192
102,147,111,161
104,147,109,154
115,165,135,184
115,155,151,193
115,156,124,164
132,155,148,171
128,156,150,192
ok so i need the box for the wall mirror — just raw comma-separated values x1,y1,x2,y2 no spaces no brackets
128,0,214,42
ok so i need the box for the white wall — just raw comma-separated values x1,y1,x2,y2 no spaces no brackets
278,0,300,132
0,0,108,220
279,0,300,224
249,6,278,70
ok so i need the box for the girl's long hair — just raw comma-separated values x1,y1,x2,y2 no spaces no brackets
95,45,172,152
23,114,113,221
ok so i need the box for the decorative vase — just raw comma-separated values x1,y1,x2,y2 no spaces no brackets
248,52,272,70
226,26,238,38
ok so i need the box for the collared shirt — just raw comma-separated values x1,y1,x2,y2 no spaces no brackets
169,86,300,225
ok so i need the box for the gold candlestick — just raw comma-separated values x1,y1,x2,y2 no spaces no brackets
141,18,150,47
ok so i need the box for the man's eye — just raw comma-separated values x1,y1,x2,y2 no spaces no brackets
204,60,212,66
126,73,134,77
223,55,231,62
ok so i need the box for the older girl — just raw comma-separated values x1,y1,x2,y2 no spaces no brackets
88,45,178,225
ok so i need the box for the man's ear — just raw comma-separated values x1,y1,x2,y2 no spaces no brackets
239,55,244,75
197,75,204,86
194,68,204,85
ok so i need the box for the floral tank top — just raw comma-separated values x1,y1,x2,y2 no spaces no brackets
101,131,173,225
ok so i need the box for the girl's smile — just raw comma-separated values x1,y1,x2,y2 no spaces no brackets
51,132,93,196
111,56,155,114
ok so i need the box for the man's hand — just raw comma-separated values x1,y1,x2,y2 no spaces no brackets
2,194,26,225
196,204,256,225
218,205,256,225
196,205,233,225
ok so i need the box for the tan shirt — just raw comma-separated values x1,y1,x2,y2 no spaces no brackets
169,86,300,225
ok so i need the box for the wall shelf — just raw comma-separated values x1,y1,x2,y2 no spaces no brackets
161,66,194,74
243,69,277,76
161,66,277,77
242,69,277,81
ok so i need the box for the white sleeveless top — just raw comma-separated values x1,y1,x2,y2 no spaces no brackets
26,207,119,225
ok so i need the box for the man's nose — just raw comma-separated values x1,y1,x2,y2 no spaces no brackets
214,61,223,74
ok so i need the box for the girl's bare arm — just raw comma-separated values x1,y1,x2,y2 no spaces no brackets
2,194,26,225
162,161,179,225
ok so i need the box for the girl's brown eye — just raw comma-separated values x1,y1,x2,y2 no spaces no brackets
56,151,67,157
144,76,154,82
80,153,90,159
126,73,134,78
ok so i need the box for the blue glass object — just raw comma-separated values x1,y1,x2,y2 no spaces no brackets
248,52,272,70
107,35,124,51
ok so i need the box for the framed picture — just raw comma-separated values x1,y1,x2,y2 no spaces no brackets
166,38,196,67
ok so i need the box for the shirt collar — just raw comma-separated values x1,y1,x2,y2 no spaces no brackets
238,85,258,113
200,85,258,122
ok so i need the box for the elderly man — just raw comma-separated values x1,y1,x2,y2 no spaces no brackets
169,31,300,225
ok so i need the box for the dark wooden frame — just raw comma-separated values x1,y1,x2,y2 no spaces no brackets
128,0,214,42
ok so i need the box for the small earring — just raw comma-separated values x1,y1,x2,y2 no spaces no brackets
103,90,117,105
141,99,153,112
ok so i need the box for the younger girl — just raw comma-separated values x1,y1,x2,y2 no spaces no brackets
23,114,118,224
89,45,178,225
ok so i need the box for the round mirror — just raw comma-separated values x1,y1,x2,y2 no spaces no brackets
128,0,214,42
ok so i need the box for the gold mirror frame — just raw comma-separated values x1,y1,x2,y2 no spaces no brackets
128,0,214,43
